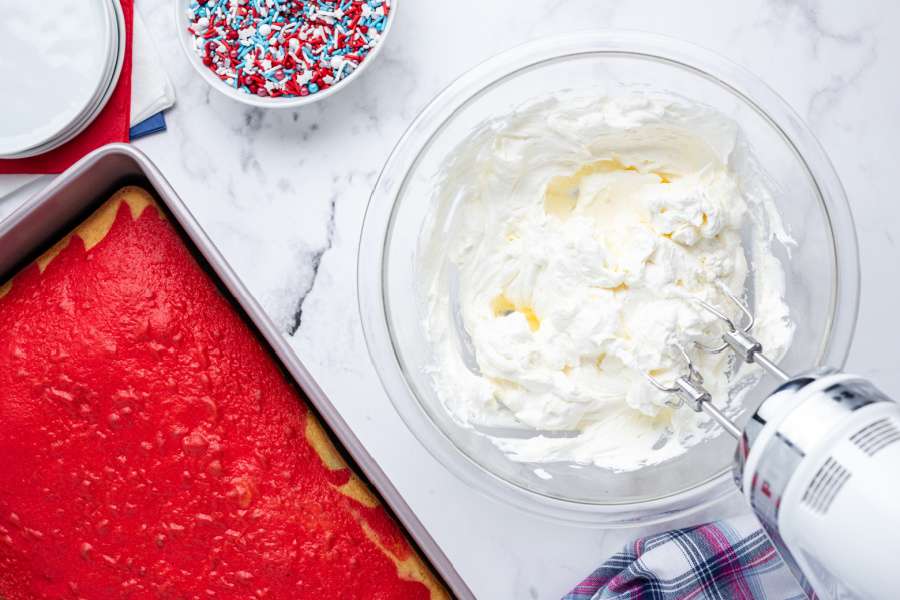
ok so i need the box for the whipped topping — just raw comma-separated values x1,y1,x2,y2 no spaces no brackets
419,93,794,472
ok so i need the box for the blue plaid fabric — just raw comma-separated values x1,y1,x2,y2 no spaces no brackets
564,516,808,599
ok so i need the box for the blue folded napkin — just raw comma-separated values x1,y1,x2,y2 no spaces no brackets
129,112,167,140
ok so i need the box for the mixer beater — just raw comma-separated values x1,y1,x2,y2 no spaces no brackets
645,287,788,439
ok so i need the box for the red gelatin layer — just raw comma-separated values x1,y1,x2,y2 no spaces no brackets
0,187,446,599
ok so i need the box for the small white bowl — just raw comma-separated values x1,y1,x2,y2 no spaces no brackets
175,0,396,108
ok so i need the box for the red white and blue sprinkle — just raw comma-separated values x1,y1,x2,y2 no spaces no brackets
186,0,391,98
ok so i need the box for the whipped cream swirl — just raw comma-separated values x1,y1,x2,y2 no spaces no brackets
419,93,793,471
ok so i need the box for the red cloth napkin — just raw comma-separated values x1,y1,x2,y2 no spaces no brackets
0,0,134,174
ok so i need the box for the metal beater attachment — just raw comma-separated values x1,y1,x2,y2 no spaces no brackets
645,286,789,439
693,285,789,383
646,343,742,439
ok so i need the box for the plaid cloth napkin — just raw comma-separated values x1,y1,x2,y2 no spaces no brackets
564,515,808,600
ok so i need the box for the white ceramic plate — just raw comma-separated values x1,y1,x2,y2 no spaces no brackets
0,0,119,157
8,0,127,158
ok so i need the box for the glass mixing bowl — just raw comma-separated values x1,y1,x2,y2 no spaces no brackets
358,32,859,525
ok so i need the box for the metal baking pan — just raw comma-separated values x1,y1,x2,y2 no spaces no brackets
0,143,474,599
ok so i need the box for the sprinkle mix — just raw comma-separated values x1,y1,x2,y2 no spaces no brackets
186,0,391,99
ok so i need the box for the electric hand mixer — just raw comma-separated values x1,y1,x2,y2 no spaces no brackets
651,290,900,600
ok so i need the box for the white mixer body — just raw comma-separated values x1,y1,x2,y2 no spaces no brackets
737,373,900,600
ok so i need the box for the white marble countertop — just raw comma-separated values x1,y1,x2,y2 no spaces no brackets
4,1,900,598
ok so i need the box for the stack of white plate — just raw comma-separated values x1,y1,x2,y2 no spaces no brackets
0,0,126,159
